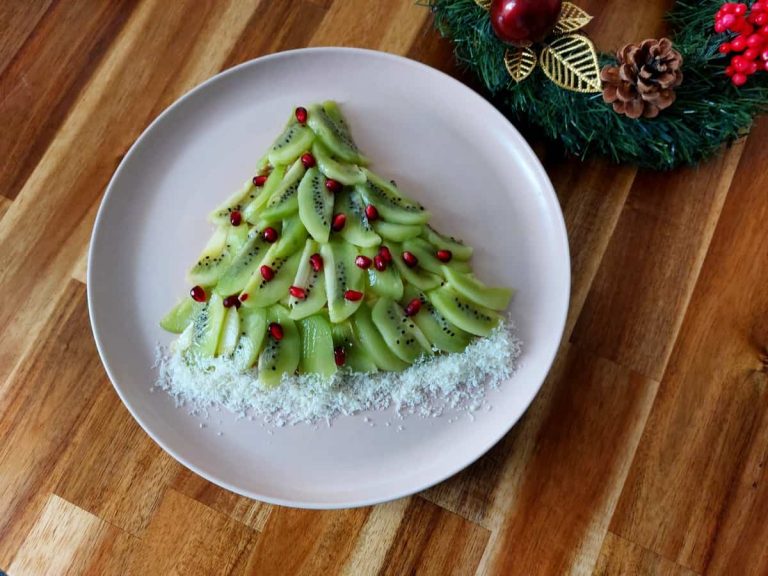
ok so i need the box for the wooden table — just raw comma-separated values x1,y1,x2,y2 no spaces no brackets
1,0,766,574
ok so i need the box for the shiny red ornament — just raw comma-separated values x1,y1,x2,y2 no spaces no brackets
490,0,563,46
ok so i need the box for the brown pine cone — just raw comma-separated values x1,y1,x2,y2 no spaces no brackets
601,38,683,119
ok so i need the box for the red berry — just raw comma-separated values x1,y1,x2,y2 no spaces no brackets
722,3,736,14
262,227,278,243
331,213,347,231
373,255,387,271
764,60,768,70
269,322,284,340
748,60,758,74
355,255,373,269
289,286,306,299
762,25,768,36
732,72,748,85
260,265,275,281
378,245,392,263
762,49,768,60
719,42,732,53
733,55,750,71
402,251,418,267
295,106,308,124
229,210,242,226
325,179,342,193
753,2,766,11
722,13,737,28
253,175,268,187
745,48,759,59
309,253,323,272
301,153,316,168
239,293,249,302
364,204,379,221
715,21,727,33
436,249,452,262
732,35,747,51
344,289,364,301
404,298,422,317
190,285,207,302
735,3,747,15
334,346,346,367
490,0,563,45
223,294,241,308
747,33,765,48
726,64,736,76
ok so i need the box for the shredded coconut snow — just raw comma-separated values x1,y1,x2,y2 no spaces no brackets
154,320,521,427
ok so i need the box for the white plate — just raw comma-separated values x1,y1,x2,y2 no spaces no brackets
88,48,569,508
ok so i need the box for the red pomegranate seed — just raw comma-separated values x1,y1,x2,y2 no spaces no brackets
355,255,372,269
331,213,347,231
260,265,275,281
325,179,342,193
295,106,308,124
436,249,452,262
334,346,346,367
404,298,422,317
309,253,323,272
229,210,242,226
269,322,284,341
223,294,241,309
344,289,364,301
300,153,316,168
239,293,249,302
402,251,418,267
190,285,207,302
289,286,306,299
262,227,278,243
373,255,387,271
253,174,268,187
364,204,379,221
378,246,392,264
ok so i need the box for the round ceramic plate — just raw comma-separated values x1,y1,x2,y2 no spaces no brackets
88,48,569,508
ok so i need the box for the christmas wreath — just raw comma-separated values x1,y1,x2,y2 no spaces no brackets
428,0,768,170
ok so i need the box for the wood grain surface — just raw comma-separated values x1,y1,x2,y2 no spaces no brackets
1,1,766,574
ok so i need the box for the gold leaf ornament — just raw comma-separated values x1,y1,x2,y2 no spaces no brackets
474,0,491,9
539,34,601,93
553,2,593,34
504,46,537,82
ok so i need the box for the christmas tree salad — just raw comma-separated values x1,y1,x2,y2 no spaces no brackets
160,102,514,388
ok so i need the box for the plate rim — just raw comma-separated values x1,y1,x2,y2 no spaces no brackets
87,46,570,509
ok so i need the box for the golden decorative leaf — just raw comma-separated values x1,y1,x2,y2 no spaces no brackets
539,33,601,93
474,0,491,9
504,47,537,83
553,2,593,34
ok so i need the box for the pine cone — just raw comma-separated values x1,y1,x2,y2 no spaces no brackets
601,38,683,119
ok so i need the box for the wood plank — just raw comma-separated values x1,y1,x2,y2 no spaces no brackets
8,494,137,576
0,0,138,201
0,196,10,224
128,489,256,575
339,498,410,574
609,120,768,572
0,0,53,76
0,283,111,565
594,532,699,576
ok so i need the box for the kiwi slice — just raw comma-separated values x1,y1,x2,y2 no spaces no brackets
312,140,366,185
402,285,471,353
372,220,423,242
243,165,286,224
423,225,473,261
401,237,470,276
233,307,267,369
360,246,403,300
428,285,500,337
289,240,327,320
241,245,302,308
160,298,202,334
215,230,270,296
209,180,254,225
258,305,299,387
350,303,408,371
190,292,226,357
331,322,378,372
260,160,306,223
321,240,366,323
391,249,442,291
442,266,513,311
356,170,430,226
188,224,249,286
337,188,381,248
273,216,309,259
217,307,241,357
267,123,315,166
297,167,334,243
306,102,368,165
371,298,431,363
297,315,337,377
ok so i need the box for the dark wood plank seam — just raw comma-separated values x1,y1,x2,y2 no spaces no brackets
599,530,703,576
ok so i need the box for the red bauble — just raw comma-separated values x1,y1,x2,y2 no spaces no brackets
490,0,563,45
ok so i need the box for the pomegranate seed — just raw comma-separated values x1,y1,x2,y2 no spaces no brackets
253,175,268,187
295,106,308,124
378,245,392,263
190,285,207,302
334,346,346,367
289,286,307,299
436,249,452,262
355,255,372,269
309,253,323,272
331,213,347,231
404,298,422,317
223,294,241,309
374,255,387,271
239,293,249,302
364,204,379,221
260,265,275,281
301,153,316,168
325,179,343,193
344,289,364,301
269,322,284,341
229,210,242,226
402,251,418,267
262,227,278,243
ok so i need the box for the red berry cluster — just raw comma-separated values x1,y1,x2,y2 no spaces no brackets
715,2,768,86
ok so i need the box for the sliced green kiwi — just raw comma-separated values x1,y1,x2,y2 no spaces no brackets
331,322,378,372
297,167,334,243
190,292,226,357
360,246,403,300
401,237,470,276
356,170,430,225
337,188,381,248
267,123,315,166
233,307,267,369
442,266,513,311
215,230,270,296
260,160,306,223
209,180,254,225
187,224,249,286
243,165,286,224
321,240,365,323
241,245,302,308
217,306,240,357
428,285,500,337
424,225,473,261
160,298,202,334
350,303,408,371
273,215,309,259
372,220,423,242
258,305,299,387
289,239,327,320
391,249,442,291
402,285,471,353
312,140,366,185
371,298,431,363
297,314,337,377
306,102,368,164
